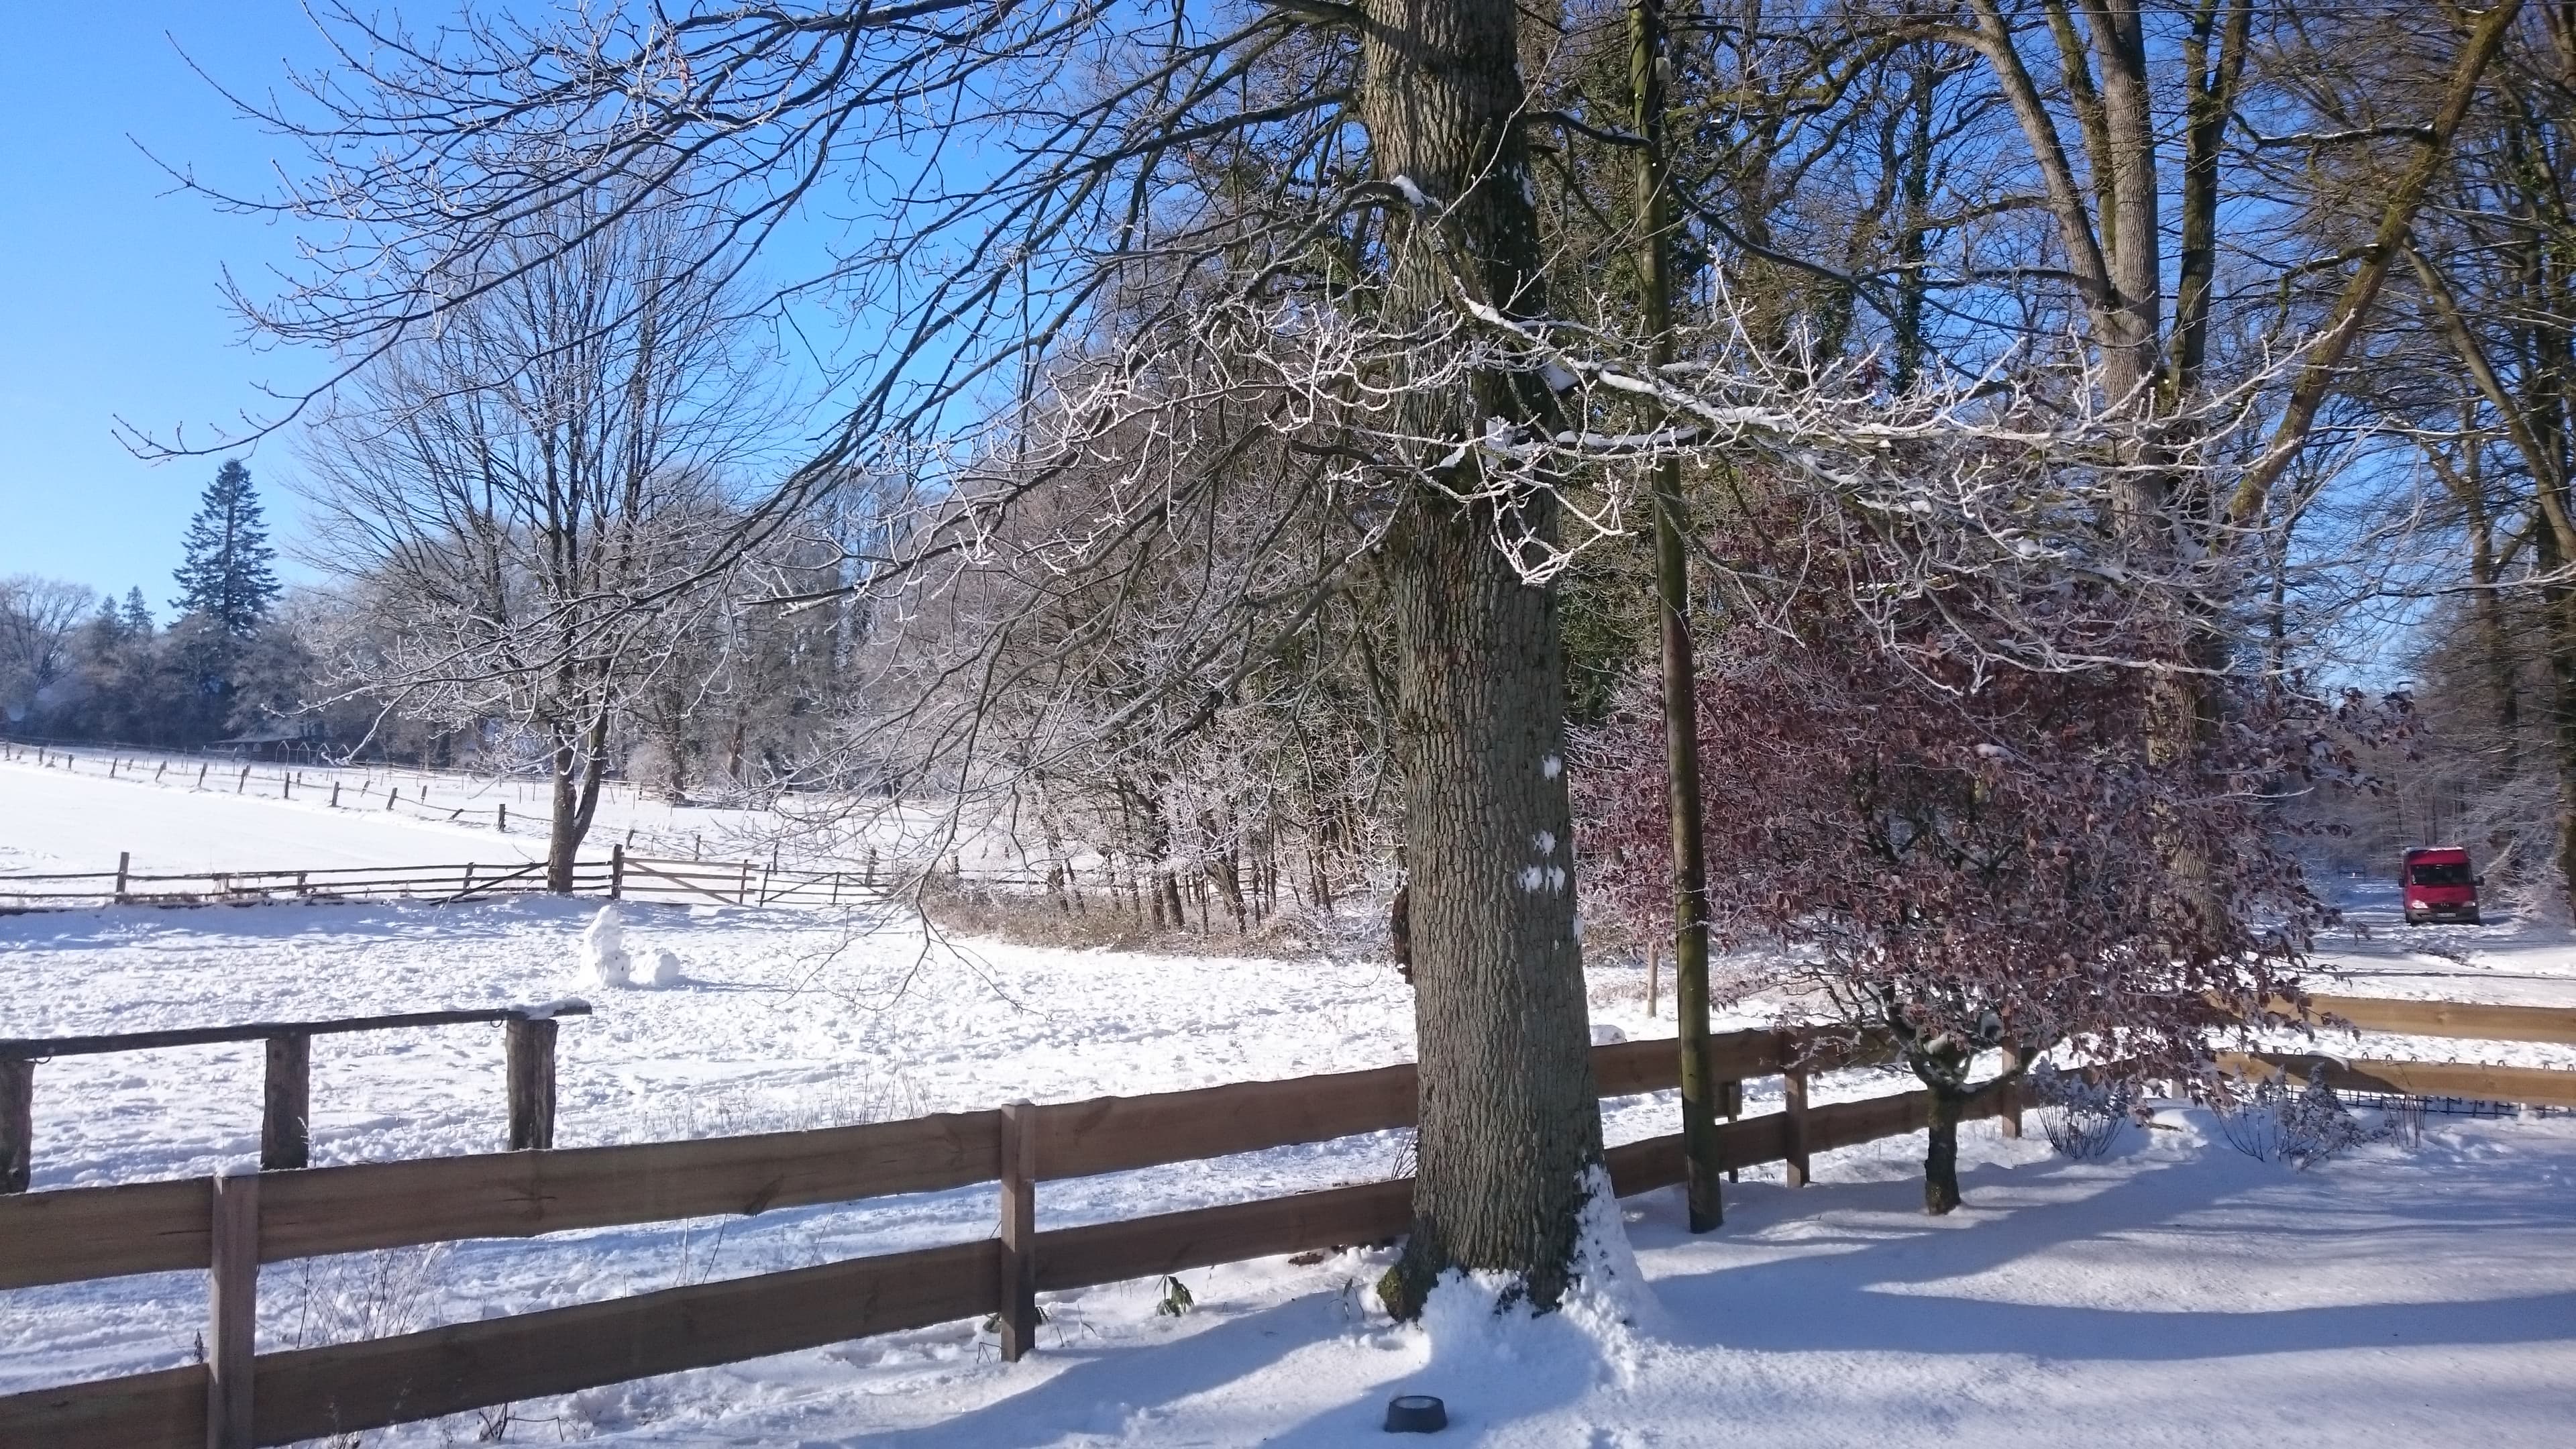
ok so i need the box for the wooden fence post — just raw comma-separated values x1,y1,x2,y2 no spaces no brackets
1996,1046,2023,1139
739,861,753,905
497,802,507,833
1646,941,1661,1019
1,1058,31,1193
865,848,879,888
610,844,626,901
329,780,340,808
113,851,131,905
506,1017,558,1150
207,1171,259,1449
237,765,250,794
281,773,290,800
997,1100,1039,1362
197,761,208,788
1779,1030,1811,1188
262,1034,311,1170
1718,1077,1743,1183
156,761,167,782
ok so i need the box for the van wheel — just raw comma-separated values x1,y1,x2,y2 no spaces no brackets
2467,910,2482,926
2404,912,2424,926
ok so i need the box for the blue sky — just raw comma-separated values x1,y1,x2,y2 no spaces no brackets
0,5,336,612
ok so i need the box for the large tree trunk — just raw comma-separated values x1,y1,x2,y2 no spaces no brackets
1363,0,1605,1316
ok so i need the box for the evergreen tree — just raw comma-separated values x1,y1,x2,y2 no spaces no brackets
120,588,153,637
171,460,280,637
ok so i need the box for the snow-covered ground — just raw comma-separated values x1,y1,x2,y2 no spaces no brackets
5,766,2575,1445
0,745,1096,878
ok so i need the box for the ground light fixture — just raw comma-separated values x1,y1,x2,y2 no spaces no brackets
1384,1394,1448,1433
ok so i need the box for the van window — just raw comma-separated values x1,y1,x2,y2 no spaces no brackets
2408,862,2472,888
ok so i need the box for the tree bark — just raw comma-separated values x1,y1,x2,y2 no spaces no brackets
1362,0,1605,1316
1631,0,1721,1234
1923,1087,1964,1215
547,727,583,894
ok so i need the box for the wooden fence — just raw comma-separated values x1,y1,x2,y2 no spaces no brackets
0,849,885,914
6,992,2571,1449
0,1003,594,1194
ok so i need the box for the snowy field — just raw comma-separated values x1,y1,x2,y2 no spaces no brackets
5,765,2576,1445
0,746,1081,878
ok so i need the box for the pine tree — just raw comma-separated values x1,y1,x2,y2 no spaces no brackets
171,460,281,637
120,588,153,637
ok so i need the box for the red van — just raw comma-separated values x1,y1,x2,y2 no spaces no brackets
2401,847,2480,926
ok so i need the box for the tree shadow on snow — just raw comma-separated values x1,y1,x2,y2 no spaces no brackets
798,1132,2576,1446
849,1289,1398,1448
1635,1138,2576,1364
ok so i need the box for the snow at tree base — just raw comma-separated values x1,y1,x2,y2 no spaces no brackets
4,763,2574,1446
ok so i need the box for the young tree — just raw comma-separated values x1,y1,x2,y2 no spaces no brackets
171,460,282,637
1575,496,2353,1213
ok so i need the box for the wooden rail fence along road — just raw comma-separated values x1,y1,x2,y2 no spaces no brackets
0,1003,593,1194
2,998,2571,1448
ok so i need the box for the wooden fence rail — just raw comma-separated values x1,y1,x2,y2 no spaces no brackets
4,1006,2572,1449
0,849,888,914
0,1004,592,1193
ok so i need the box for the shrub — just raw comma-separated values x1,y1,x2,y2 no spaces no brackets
2030,1062,2134,1159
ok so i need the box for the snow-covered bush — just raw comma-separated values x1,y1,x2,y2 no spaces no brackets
2211,1066,2367,1168
2030,1062,2133,1160
580,905,633,987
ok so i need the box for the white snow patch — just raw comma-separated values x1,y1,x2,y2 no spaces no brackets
1542,754,1563,780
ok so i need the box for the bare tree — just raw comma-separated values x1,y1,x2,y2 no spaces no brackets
2380,4,2576,904
296,182,775,890
0,577,98,724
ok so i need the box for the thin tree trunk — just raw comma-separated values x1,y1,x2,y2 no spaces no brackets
2460,454,2522,777
547,727,582,894
1923,1087,1964,1215
1631,0,1720,1234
